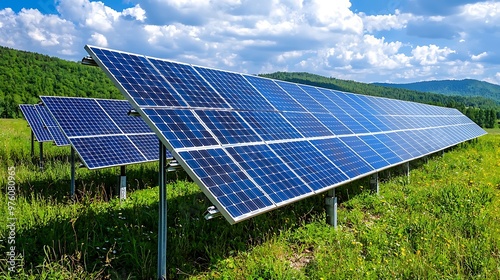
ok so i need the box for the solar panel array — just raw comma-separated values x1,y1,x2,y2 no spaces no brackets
85,45,486,224
19,104,52,142
40,96,162,169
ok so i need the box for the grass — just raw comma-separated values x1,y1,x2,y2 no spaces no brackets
0,118,499,279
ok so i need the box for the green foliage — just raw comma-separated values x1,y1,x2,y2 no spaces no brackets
1,120,500,279
261,72,500,128
0,46,122,118
375,79,500,104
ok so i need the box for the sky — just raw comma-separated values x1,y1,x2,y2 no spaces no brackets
0,0,499,85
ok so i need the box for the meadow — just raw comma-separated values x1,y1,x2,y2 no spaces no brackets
0,118,499,279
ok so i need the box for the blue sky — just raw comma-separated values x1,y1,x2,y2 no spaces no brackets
1,0,499,85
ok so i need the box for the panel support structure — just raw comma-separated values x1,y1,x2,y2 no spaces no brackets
119,166,127,200
370,173,379,194
31,131,35,160
404,162,410,184
38,142,44,170
158,141,167,280
325,189,337,228
70,147,76,198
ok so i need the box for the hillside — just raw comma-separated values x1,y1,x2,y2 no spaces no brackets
0,46,122,118
374,79,500,103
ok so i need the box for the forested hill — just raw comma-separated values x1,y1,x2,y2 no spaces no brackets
374,79,500,103
0,46,122,118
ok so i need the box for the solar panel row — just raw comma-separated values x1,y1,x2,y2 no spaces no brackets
85,45,486,224
40,96,163,169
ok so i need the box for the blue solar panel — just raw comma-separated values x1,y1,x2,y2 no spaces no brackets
35,104,70,146
96,99,152,134
90,47,186,107
148,58,230,109
195,110,262,145
282,112,333,137
244,75,304,112
71,135,147,169
193,66,274,111
311,138,374,179
227,144,313,205
41,97,121,137
19,104,52,142
142,108,218,149
339,136,389,170
41,96,164,169
178,148,274,220
269,141,348,191
238,111,302,141
85,45,487,224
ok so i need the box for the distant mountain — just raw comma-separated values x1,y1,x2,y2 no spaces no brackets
373,79,500,103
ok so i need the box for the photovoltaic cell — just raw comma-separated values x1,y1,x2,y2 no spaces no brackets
85,45,486,224
148,58,230,109
227,144,313,205
143,108,218,149
178,148,274,219
19,104,52,142
35,104,70,146
238,111,302,141
269,141,349,191
193,66,275,111
41,96,165,169
244,75,305,112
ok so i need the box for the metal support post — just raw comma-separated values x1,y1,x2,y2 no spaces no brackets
405,161,410,184
39,142,44,170
158,141,167,279
370,172,379,194
31,131,35,160
119,166,127,200
70,147,75,198
325,189,337,228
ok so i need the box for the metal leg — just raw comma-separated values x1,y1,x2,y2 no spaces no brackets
370,173,379,194
405,162,410,184
31,131,35,160
70,147,75,197
119,166,127,200
325,189,337,228
158,142,167,279
39,142,44,170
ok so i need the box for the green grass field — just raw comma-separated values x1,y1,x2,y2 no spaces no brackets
1,118,499,279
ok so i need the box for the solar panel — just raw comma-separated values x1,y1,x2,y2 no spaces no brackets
35,104,70,146
85,45,486,224
19,104,52,142
40,96,165,169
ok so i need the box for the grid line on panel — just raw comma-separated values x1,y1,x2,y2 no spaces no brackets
195,110,262,145
282,112,333,138
148,58,230,109
227,144,314,205
19,104,53,142
41,97,122,137
96,99,153,134
88,47,186,107
178,148,275,220
275,81,330,114
339,136,389,170
358,134,403,165
35,104,70,146
143,108,219,149
244,75,305,112
238,111,303,141
269,141,349,191
194,66,275,111
311,138,374,179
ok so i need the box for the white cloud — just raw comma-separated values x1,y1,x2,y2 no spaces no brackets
362,10,415,33
412,45,456,65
